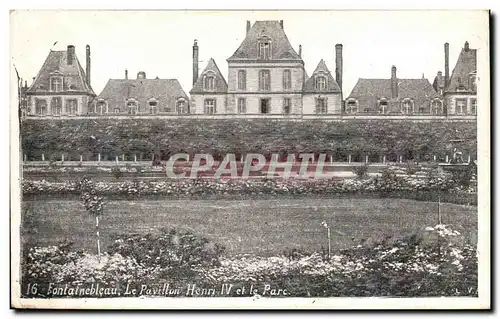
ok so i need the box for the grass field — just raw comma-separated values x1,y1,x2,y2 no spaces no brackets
21,198,477,256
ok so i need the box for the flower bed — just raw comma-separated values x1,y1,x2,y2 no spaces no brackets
21,224,477,298
22,173,477,205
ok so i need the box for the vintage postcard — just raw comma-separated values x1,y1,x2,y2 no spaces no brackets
10,10,490,309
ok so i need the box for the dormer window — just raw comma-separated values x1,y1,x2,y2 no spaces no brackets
148,99,158,115
50,77,63,92
127,98,138,115
431,99,443,115
258,37,272,60
176,98,188,114
96,100,107,114
401,98,414,115
315,75,327,91
457,77,466,92
346,99,358,114
203,73,215,91
378,98,389,114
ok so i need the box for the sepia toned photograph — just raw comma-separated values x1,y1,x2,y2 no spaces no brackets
10,9,490,309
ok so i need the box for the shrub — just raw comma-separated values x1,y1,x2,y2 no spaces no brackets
107,228,225,279
405,161,420,176
352,164,369,179
111,166,123,180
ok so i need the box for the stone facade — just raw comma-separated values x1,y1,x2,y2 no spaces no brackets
25,45,95,116
191,20,343,116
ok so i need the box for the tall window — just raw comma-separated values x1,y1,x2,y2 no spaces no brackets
316,98,327,114
346,100,357,114
259,41,271,60
35,99,47,115
149,100,158,114
379,99,388,114
51,97,62,115
259,70,271,91
471,98,477,115
65,99,78,115
204,99,216,114
238,98,246,114
283,70,291,90
431,99,443,115
315,76,327,90
127,100,138,115
401,99,414,114
283,98,291,114
237,70,246,90
50,77,62,92
204,75,215,91
455,98,467,115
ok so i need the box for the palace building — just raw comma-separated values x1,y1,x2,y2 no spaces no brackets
22,21,477,120
190,20,343,115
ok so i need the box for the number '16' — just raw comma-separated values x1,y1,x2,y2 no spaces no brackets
26,283,38,295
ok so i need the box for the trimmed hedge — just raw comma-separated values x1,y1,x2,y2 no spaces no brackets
21,119,477,162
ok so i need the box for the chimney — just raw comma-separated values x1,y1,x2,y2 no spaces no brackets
67,45,75,65
444,42,450,88
125,69,128,79
246,21,251,34
335,44,343,97
298,45,302,58
85,45,91,86
464,41,470,51
391,65,398,99
280,20,284,29
193,39,199,86
137,71,146,79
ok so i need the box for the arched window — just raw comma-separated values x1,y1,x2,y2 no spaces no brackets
315,76,327,90
127,98,138,115
346,99,358,114
401,98,414,115
431,99,443,115
378,98,389,114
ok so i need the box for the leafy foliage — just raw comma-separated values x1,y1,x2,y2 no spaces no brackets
352,164,369,179
21,119,477,161
78,177,104,217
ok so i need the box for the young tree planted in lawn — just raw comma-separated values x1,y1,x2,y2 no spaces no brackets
79,176,104,262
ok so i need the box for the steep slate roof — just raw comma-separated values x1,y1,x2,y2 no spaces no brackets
97,78,188,110
446,42,477,93
190,58,228,94
347,78,440,108
26,50,95,95
227,20,302,61
303,59,341,93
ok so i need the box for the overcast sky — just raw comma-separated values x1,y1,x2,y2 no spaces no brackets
10,10,488,96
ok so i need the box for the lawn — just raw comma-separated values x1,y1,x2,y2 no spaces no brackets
21,198,477,256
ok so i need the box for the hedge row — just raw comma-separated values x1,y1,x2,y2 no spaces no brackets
21,119,477,161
